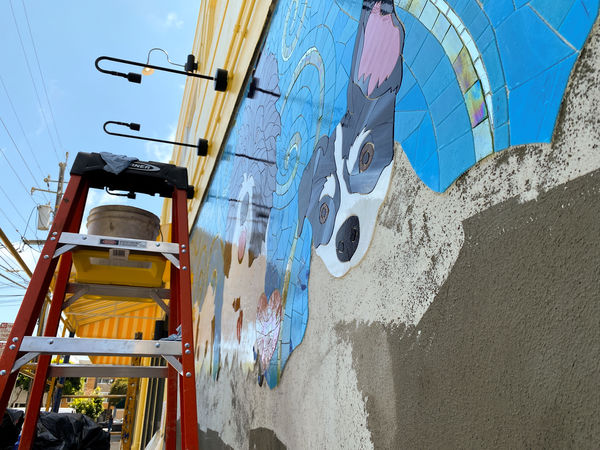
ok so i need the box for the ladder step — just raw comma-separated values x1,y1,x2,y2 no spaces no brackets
48,364,168,378
55,232,179,258
20,337,181,357
67,283,170,300
63,283,170,313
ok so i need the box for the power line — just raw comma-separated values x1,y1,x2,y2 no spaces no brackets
20,0,65,152
0,247,32,284
0,207,23,238
0,74,50,181
0,147,39,205
0,271,27,290
0,115,50,202
0,189,29,228
7,0,60,161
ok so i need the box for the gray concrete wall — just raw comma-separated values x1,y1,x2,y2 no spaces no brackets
191,7,600,450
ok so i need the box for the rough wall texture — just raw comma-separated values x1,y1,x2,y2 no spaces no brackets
189,2,600,449
338,167,600,448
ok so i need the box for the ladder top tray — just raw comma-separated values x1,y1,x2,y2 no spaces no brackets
70,152,194,199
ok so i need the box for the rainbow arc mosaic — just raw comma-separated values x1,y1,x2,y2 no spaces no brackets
189,0,598,387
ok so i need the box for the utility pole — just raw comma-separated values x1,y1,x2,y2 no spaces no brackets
32,152,69,216
21,153,74,334
53,159,67,215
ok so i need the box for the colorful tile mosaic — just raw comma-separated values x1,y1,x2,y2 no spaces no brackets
189,0,598,388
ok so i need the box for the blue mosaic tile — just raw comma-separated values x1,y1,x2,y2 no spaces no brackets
475,25,495,54
401,126,420,168
493,122,510,151
396,63,418,100
468,6,490,41
530,0,574,29
492,87,509,126
339,18,359,44
560,0,598,49
421,58,456,103
411,116,437,171
438,130,476,190
450,0,470,16
415,150,440,192
411,34,445,84
332,4,347,30
399,82,429,111
462,1,488,39
403,18,429,65
396,111,427,160
436,102,472,148
481,41,505,92
496,6,574,90
481,1,515,28
509,53,578,145
429,80,465,125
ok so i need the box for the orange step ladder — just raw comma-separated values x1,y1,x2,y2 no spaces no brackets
0,152,199,449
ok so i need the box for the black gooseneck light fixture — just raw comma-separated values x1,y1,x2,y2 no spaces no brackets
247,77,280,99
103,121,209,157
95,48,228,91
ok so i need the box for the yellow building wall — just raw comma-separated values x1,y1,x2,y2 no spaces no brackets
161,0,276,229
141,1,274,446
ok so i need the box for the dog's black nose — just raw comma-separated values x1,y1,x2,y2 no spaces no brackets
335,215,360,262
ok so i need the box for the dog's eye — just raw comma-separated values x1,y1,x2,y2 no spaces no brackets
319,202,329,224
359,142,374,172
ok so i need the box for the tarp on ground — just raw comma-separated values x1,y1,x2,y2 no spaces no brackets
33,412,109,450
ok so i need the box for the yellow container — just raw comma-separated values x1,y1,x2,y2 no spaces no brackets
72,248,166,287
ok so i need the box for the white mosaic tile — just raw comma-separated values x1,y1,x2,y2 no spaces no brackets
446,7,460,28
485,93,494,129
461,29,478,59
396,0,412,10
474,58,490,94
432,14,451,41
472,118,493,160
442,26,463,62
420,1,439,29
409,0,427,16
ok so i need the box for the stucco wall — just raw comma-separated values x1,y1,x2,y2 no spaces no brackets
187,1,600,448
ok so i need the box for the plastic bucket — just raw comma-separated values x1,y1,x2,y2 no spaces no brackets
86,205,160,240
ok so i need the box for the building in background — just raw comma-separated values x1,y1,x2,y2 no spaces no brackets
0,323,12,354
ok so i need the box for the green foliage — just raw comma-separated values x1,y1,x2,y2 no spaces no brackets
62,377,83,395
70,387,104,420
15,374,31,391
108,378,128,408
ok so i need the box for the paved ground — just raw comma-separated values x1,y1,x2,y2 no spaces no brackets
109,432,121,449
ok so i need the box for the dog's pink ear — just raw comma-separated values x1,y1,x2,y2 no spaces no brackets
356,2,402,96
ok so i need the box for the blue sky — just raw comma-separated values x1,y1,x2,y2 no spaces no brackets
0,1,200,322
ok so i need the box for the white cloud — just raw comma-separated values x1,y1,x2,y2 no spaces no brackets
164,12,184,29
145,124,177,163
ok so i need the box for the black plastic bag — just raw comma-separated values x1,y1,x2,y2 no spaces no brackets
0,409,24,449
33,412,109,450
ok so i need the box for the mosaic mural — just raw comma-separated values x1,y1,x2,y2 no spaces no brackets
190,0,599,387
